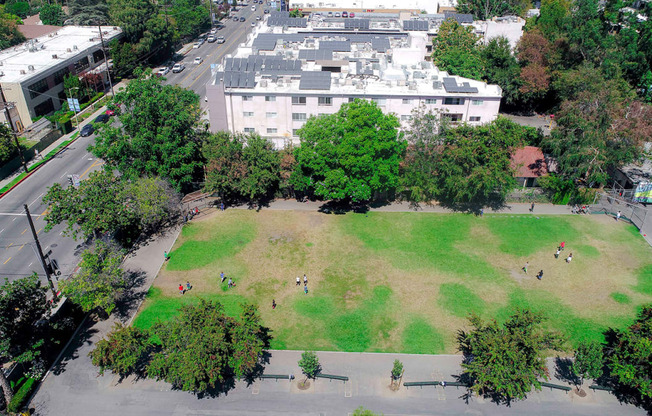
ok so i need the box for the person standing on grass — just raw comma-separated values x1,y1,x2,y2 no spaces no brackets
304,284,308,294
560,241,565,251
296,276,300,286
537,270,544,280
566,253,573,263
221,271,225,283
616,211,621,221
480,208,484,217
178,284,184,295
228,278,233,288
523,262,529,273
555,247,561,258
186,281,191,291
304,274,308,285
272,299,276,309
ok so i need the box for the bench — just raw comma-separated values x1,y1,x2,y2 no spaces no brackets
539,381,572,392
404,381,468,388
260,374,294,381
315,373,349,382
589,384,613,392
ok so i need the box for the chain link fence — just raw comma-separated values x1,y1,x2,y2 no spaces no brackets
593,185,651,246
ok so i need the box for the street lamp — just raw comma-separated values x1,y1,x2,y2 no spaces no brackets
68,87,81,129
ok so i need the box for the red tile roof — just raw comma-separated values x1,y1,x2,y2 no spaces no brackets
511,146,549,178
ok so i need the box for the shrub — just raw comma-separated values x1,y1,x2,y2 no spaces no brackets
7,377,37,413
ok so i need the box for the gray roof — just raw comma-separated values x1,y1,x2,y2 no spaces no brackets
299,71,332,90
443,12,474,24
268,17,307,27
344,19,370,29
224,56,302,74
220,71,256,88
270,11,290,18
298,49,333,60
371,37,390,52
319,40,351,52
442,77,478,93
403,20,429,31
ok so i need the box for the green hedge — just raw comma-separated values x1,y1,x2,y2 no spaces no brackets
7,377,36,413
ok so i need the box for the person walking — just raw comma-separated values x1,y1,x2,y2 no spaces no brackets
220,202,225,211
555,247,561,259
296,276,300,286
566,253,573,263
479,208,484,217
537,270,544,280
523,262,529,273
228,278,233,288
560,241,565,251
164,251,170,261
616,211,621,221
304,284,308,295
272,299,276,309
221,272,225,283
186,281,192,291
303,274,308,285
530,202,535,212
178,284,184,295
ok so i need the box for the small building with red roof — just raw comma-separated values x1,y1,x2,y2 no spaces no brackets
511,146,549,188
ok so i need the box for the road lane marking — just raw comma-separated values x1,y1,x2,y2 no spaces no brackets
3,257,11,264
41,207,49,216
28,262,32,267
21,228,27,235
59,171,68,178
0,213,41,217
28,192,44,207
0,229,4,234
79,160,103,180
18,244,24,251
36,228,42,234
7,243,12,248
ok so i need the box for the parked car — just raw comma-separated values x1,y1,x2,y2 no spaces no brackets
94,113,109,124
256,15,261,20
217,36,225,43
80,123,94,137
233,16,239,21
157,66,170,76
327,11,333,17
193,38,205,48
251,5,256,10
210,28,217,34
264,8,269,13
342,11,348,17
172,62,186,73
349,11,355,17
194,56,203,64
207,35,217,43
239,16,245,21
334,12,341,17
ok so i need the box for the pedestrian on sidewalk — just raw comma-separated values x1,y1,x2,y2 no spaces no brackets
296,276,300,286
303,274,308,285
164,251,170,261
530,202,535,212
555,247,561,259
221,271,225,283
616,211,621,221
220,202,225,211
178,284,184,295
186,281,192,291
566,253,573,263
272,299,276,309
537,270,544,280
523,262,529,273
304,284,308,294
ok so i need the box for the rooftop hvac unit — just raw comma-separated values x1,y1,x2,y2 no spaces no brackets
113,27,118,30
433,81,442,89
409,82,417,90
52,54,58,59
397,80,406,86
89,38,95,42
20,70,26,74
356,82,364,89
260,79,268,87
40,44,45,49
0,61,3,66
386,81,392,87
28,65,34,71
277,79,284,86
73,45,78,50
67,48,72,52
333,78,339,85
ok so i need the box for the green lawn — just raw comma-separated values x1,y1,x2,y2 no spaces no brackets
133,210,652,354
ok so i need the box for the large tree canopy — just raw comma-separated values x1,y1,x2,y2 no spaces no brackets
432,19,484,80
292,99,406,203
89,74,204,191
456,0,530,20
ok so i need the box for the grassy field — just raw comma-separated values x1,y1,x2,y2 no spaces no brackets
133,210,652,354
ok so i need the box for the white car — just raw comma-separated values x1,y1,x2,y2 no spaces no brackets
172,63,185,73
193,39,205,48
251,5,256,10
210,28,217,34
157,67,169,76
207,35,216,43
194,56,203,64
251,21,255,26
216,36,225,44
256,15,261,20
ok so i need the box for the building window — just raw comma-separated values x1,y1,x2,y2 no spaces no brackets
293,129,300,136
472,99,484,106
74,56,89,73
243,111,254,117
318,97,332,106
442,113,463,122
469,116,481,122
372,98,386,106
402,98,412,104
266,112,277,118
53,68,70,85
425,98,437,104
33,98,54,116
28,78,49,99
443,98,464,105
348,97,356,103
244,127,256,133
292,96,306,105
242,96,253,101
265,95,276,102
401,115,412,121
267,128,278,134
292,113,307,121
92,49,104,64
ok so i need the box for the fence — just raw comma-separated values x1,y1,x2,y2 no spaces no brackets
0,129,62,180
595,189,649,243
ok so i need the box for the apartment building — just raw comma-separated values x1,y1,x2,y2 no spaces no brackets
206,12,502,148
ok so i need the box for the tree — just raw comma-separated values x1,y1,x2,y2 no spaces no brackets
481,36,521,106
59,240,126,316
605,305,652,400
43,170,139,240
432,117,524,207
297,351,320,385
89,73,204,191
456,0,529,20
458,310,564,403
391,359,403,381
170,0,210,39
515,30,552,104
572,340,604,390
352,407,381,416
0,13,26,50
39,3,63,25
278,144,296,198
230,304,267,378
292,100,406,203
203,132,280,202
5,1,30,18
108,0,155,43
0,123,16,165
289,8,302,17
0,275,51,407
89,323,151,377
109,40,140,78
66,0,110,25
147,300,235,392
125,176,179,233
431,19,484,80
534,0,571,41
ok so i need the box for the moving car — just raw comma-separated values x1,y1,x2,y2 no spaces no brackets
264,8,269,13
194,56,203,64
252,5,256,10
256,15,261,20
94,113,110,124
233,16,239,21
210,27,218,34
239,16,245,21
216,36,225,43
193,38,205,48
251,21,255,26
80,123,94,137
172,62,186,73
207,35,216,42
157,67,169,76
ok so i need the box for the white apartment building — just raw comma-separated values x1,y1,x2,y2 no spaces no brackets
206,12,502,148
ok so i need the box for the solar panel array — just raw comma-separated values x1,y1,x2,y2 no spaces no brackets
344,19,370,29
268,17,308,27
319,40,351,52
442,77,478,93
221,71,256,88
443,12,473,24
270,11,290,18
252,36,277,50
224,56,302,74
299,71,332,90
298,49,334,61
371,37,390,52
403,20,429,31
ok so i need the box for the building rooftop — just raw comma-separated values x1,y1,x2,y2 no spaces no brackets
511,146,549,178
0,25,122,84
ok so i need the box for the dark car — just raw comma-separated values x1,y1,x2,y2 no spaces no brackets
94,113,110,124
239,16,245,21
80,124,94,137
233,16,239,21
342,11,348,17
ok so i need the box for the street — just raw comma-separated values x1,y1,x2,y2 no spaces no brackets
0,9,261,284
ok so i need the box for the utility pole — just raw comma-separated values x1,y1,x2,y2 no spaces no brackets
68,87,81,128
13,134,28,174
97,25,115,97
24,204,58,301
